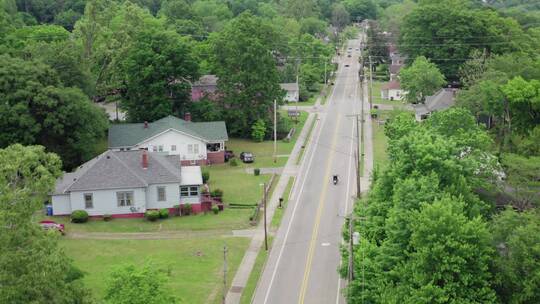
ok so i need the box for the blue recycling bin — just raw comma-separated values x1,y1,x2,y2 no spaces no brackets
46,205,53,216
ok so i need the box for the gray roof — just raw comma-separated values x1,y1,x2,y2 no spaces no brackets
108,115,228,148
280,83,299,93
413,88,457,117
193,74,218,87
389,64,402,74
54,150,182,194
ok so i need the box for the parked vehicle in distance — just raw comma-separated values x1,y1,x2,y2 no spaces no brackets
347,54,351,57
39,220,65,235
225,150,235,161
345,64,350,67
240,152,254,163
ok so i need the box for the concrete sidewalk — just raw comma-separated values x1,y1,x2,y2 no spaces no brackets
225,109,319,303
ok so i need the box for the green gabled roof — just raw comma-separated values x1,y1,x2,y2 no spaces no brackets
108,115,228,148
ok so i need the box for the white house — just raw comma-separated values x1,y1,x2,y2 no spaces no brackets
381,80,406,101
108,115,228,165
51,150,206,217
280,83,300,102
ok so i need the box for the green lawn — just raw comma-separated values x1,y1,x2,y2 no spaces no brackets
372,120,388,171
43,208,252,233
225,111,308,168
296,113,317,165
206,165,272,205
61,237,250,304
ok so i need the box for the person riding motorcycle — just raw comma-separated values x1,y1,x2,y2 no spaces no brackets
333,175,339,185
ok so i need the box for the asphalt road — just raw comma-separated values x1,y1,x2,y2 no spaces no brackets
252,38,364,304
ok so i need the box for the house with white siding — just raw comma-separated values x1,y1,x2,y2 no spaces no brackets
280,83,300,102
51,150,205,217
108,114,228,165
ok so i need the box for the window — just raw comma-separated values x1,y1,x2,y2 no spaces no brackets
171,145,176,152
188,144,193,154
180,186,199,197
180,186,189,197
193,144,199,154
84,193,93,209
157,187,166,201
152,146,157,152
117,191,134,206
158,145,164,152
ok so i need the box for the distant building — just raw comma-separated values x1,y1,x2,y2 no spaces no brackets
108,114,228,165
413,88,457,121
280,83,300,102
389,64,402,81
381,80,406,101
191,75,219,102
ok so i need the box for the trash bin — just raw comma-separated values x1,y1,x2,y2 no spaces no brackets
46,205,53,216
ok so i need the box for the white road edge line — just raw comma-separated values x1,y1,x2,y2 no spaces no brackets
261,61,343,304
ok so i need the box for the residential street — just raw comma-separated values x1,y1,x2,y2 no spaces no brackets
252,37,370,304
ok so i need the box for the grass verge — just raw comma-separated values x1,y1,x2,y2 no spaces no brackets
296,114,317,165
61,237,250,304
271,177,294,229
239,236,274,304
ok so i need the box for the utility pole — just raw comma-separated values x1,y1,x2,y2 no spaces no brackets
369,55,373,110
273,99,277,164
263,182,268,251
222,244,228,304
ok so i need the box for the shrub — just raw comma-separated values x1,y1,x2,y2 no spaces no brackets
212,205,219,214
103,214,112,222
251,119,266,142
230,158,238,166
254,168,260,176
202,170,210,183
211,188,224,197
182,204,192,216
159,208,169,219
172,205,181,216
145,210,160,221
71,210,89,223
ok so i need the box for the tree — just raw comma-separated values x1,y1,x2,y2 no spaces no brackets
491,208,540,303
500,154,540,210
299,17,327,37
210,12,283,136
282,0,319,19
251,119,266,142
158,0,193,21
105,262,176,304
399,0,525,79
390,198,497,303
342,0,377,22
331,3,349,30
400,56,446,103
0,144,91,303
118,29,198,122
0,55,108,169
192,0,233,32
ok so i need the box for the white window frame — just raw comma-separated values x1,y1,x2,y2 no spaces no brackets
117,191,134,207
157,187,166,202
84,193,93,209
189,186,199,196
193,144,199,154
171,145,176,152
188,144,193,154
152,146,157,152
158,145,164,152
180,186,189,197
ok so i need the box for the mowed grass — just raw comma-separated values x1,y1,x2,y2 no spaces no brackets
372,120,389,171
239,236,273,304
206,165,272,205
225,110,308,168
61,237,250,304
43,208,252,233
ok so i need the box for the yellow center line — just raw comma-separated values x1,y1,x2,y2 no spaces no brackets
298,114,342,304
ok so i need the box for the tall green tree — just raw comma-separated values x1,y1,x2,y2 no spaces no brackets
343,0,377,22
210,12,283,136
118,29,198,122
491,208,540,303
400,56,446,103
0,55,108,169
0,144,91,303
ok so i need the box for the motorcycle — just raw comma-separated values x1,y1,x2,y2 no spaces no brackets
333,175,339,185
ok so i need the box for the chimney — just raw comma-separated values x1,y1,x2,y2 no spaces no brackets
144,121,148,128
142,150,148,169
184,112,191,122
